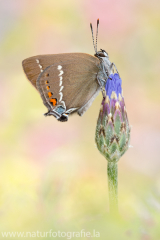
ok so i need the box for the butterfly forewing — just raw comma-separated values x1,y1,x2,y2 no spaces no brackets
22,53,99,88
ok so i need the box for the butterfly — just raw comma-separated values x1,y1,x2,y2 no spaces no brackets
22,19,118,122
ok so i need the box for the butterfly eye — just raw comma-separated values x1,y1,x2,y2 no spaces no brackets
98,53,106,57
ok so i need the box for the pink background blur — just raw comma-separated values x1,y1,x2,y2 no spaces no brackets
0,0,160,239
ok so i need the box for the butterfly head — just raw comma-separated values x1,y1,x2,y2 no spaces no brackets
95,49,109,59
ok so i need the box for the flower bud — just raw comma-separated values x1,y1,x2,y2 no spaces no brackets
95,73,131,162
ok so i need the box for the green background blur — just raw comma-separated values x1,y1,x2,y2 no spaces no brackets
1,0,160,239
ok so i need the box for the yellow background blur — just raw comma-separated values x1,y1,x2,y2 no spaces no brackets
1,0,160,239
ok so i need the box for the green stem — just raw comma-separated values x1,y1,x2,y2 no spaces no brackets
107,162,118,213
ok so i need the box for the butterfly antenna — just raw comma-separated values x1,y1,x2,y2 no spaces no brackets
90,22,96,53
96,19,99,53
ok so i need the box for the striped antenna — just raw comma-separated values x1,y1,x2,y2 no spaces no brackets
95,19,99,53
90,22,96,53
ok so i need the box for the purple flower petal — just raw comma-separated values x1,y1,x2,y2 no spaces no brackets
105,73,122,99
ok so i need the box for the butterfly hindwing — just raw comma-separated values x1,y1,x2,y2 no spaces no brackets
36,59,101,115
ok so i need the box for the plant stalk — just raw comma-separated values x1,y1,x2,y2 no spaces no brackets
107,162,118,213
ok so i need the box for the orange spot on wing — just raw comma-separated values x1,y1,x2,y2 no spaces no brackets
50,98,57,106
45,81,49,84
46,86,50,90
48,92,53,98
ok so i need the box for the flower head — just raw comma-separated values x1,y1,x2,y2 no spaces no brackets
95,73,131,162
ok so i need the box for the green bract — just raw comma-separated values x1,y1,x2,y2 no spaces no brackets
95,92,131,162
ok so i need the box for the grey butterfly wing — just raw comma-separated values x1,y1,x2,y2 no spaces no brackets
36,54,101,116
22,53,99,89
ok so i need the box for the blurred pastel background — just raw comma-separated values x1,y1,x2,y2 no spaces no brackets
0,0,160,239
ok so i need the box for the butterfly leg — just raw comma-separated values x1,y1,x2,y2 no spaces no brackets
110,62,120,77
